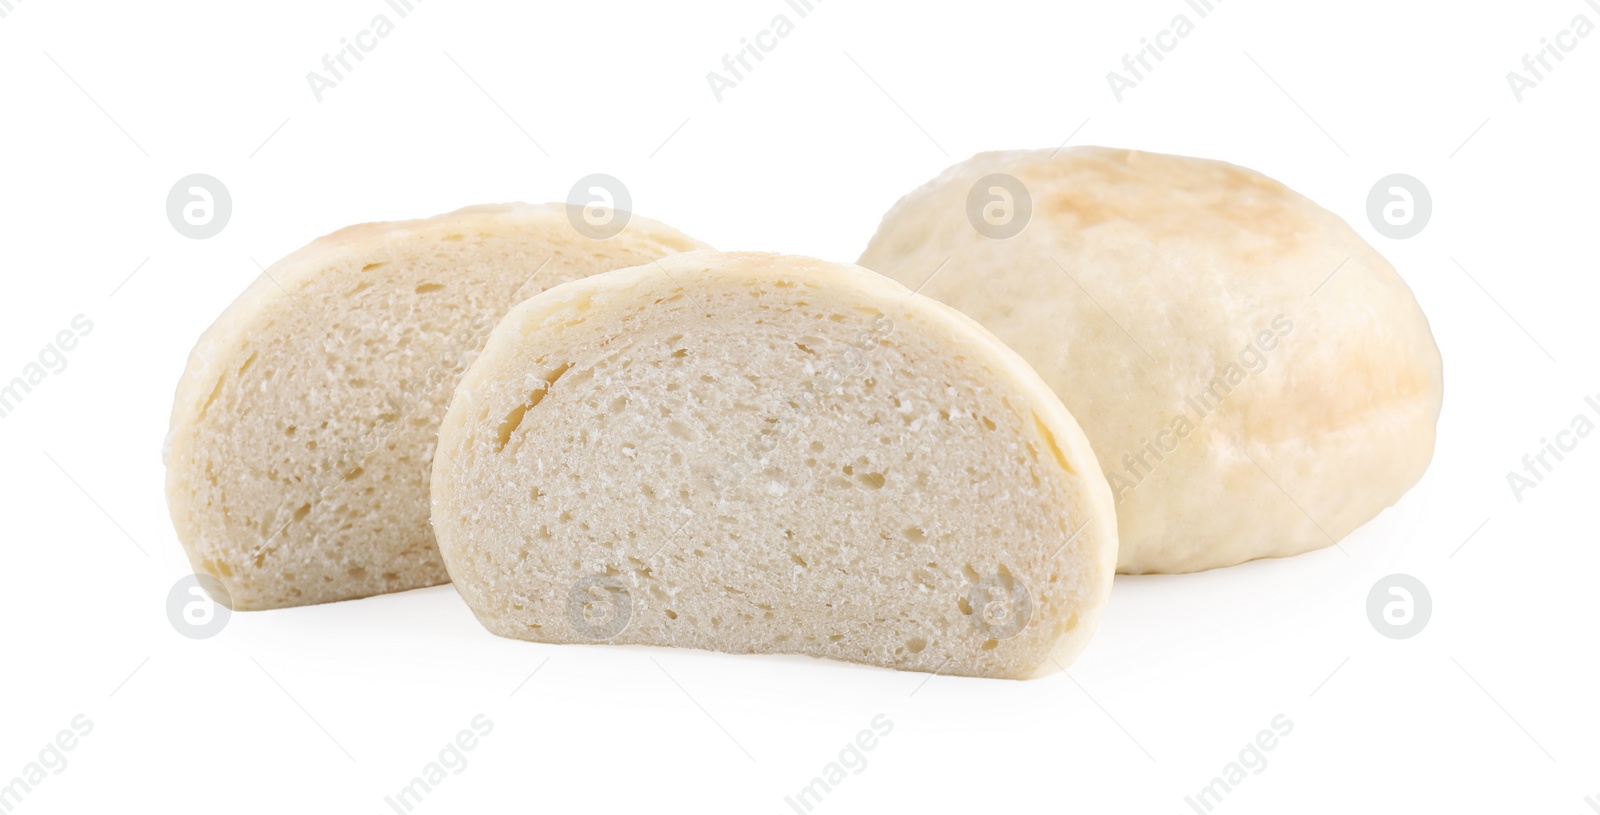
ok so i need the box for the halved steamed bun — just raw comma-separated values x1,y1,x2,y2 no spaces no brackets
430,252,1117,678
166,203,710,609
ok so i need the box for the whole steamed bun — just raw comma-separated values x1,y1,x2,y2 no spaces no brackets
858,147,1443,573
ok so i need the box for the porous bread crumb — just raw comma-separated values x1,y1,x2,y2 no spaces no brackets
431,252,1118,679
165,203,711,609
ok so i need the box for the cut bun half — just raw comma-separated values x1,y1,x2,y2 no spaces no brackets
431,252,1118,678
165,203,710,609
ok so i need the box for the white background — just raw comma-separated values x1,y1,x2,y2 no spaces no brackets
2,0,1597,812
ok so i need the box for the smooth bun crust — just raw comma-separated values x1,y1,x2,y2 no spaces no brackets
860,148,1443,573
